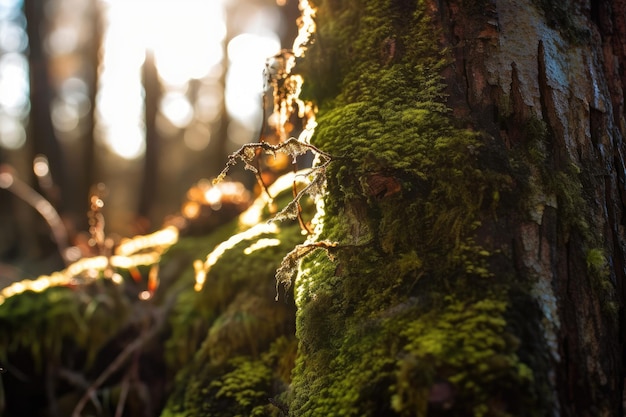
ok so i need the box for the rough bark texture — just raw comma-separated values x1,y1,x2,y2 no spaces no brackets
287,0,625,416
440,0,626,415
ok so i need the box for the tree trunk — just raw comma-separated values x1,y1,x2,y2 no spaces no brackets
138,49,162,226
24,0,67,210
73,0,102,232
287,0,625,416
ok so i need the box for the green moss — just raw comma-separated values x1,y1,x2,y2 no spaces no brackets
205,357,274,416
392,295,535,417
0,279,129,370
164,182,311,371
161,181,309,416
585,248,619,318
164,337,298,417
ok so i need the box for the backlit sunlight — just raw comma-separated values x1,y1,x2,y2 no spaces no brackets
0,0,289,162
96,0,226,159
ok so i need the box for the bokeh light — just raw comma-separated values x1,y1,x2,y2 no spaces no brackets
160,91,194,129
0,1,29,150
0,0,22,21
0,113,25,149
0,52,29,117
0,0,286,156
51,77,91,135
0,18,27,53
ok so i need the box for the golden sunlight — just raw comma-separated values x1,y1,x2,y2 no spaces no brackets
96,0,226,159
0,224,179,305
194,222,279,292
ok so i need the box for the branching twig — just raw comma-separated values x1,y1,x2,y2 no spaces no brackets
275,240,338,301
214,139,332,231
271,167,327,223
292,175,311,234
113,357,133,417
213,138,331,185
252,148,274,202
0,164,71,264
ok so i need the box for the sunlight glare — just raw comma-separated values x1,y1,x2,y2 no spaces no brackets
96,9,145,160
194,222,279,291
243,238,281,255
105,123,146,160
292,0,316,57
225,33,280,127
142,1,226,85
97,0,226,158
115,225,179,257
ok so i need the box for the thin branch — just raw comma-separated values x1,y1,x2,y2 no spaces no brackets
292,174,312,234
0,164,71,265
213,138,332,186
253,148,274,202
113,362,132,417
275,240,337,300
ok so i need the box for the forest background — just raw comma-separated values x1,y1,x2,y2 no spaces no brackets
0,0,297,279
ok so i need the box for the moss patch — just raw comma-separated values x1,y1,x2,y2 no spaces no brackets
0,280,129,369
392,295,535,416
163,336,298,417
161,183,309,416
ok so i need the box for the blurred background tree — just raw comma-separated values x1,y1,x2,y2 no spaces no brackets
0,0,299,279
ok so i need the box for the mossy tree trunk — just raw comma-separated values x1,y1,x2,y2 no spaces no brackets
288,0,625,416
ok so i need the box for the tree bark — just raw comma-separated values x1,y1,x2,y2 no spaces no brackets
287,0,625,416
439,0,626,414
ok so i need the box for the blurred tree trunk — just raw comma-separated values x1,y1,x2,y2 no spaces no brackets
73,0,102,231
287,0,626,416
21,0,67,262
138,49,161,227
24,0,66,208
209,15,233,180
